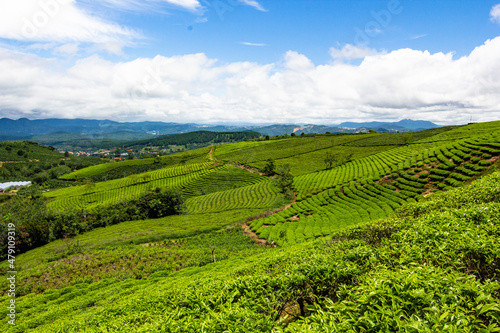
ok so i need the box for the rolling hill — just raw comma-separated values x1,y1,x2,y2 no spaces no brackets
1,121,500,332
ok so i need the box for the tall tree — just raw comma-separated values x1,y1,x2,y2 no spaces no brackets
263,158,276,175
276,164,294,199
324,152,337,169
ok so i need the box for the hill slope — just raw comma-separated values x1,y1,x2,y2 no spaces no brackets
1,121,500,331
1,169,500,332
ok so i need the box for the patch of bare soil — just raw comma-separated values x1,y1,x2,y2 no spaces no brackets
488,155,500,164
208,146,215,161
245,203,294,223
240,223,275,247
231,163,266,176
376,174,393,186
421,188,434,197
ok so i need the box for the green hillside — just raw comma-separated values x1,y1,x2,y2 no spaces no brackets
122,130,261,148
0,141,102,186
1,121,500,332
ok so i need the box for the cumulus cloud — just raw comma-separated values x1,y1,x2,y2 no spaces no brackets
491,4,500,24
330,44,385,60
0,0,140,44
2,38,500,125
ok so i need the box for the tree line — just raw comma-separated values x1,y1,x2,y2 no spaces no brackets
0,188,184,259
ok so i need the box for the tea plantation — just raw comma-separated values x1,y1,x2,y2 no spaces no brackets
1,121,500,332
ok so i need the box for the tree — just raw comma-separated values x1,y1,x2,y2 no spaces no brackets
324,152,337,170
127,151,134,160
262,158,276,175
276,164,294,199
137,188,184,219
114,148,121,158
402,133,413,146
342,153,353,165
291,132,296,137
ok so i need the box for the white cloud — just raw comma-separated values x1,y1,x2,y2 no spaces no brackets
491,4,500,24
97,0,202,12
0,0,140,44
410,34,428,40
330,44,385,60
2,38,500,125
54,43,79,56
27,43,58,51
283,51,314,71
238,0,267,12
240,42,266,47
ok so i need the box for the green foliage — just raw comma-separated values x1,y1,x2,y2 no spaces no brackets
214,134,391,176
60,147,211,180
3,172,500,332
46,162,220,211
3,122,500,332
0,189,184,259
324,152,337,169
182,165,268,197
262,158,276,175
342,126,455,147
123,131,260,149
0,141,102,185
185,180,282,214
276,164,294,198
0,210,265,296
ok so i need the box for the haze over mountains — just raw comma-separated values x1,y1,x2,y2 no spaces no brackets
0,118,439,143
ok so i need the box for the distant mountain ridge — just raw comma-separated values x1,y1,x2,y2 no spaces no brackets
0,117,440,143
337,119,439,131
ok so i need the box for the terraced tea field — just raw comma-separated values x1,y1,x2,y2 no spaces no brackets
2,121,500,332
249,131,500,246
46,162,222,210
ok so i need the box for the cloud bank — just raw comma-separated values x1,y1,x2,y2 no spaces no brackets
0,0,140,44
1,37,500,125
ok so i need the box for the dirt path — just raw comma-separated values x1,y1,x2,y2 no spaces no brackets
208,146,215,161
240,223,275,247
230,163,266,176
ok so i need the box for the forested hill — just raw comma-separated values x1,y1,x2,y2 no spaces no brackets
121,130,261,148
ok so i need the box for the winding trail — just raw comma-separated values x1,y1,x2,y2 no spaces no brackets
207,145,294,246
208,146,215,161
240,223,269,246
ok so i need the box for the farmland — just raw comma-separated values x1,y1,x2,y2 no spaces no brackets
1,121,500,331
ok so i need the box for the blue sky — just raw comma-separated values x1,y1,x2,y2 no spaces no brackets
0,0,500,125
122,0,500,64
34,0,499,64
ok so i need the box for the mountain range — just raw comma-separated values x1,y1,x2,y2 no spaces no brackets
0,118,440,144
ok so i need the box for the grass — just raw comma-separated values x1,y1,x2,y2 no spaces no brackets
0,209,266,296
